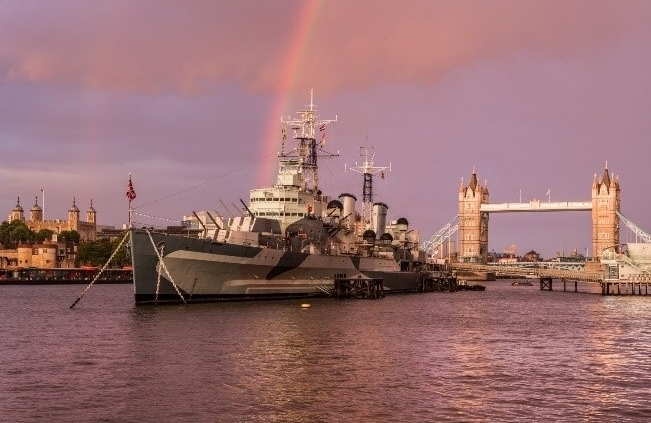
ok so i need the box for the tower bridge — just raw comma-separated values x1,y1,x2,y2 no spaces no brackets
424,164,623,263
422,164,651,294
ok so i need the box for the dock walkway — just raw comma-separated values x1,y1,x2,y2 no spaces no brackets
450,263,651,296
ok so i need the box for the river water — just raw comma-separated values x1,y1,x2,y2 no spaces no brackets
2,280,651,422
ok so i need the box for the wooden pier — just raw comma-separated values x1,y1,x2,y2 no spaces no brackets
539,277,582,293
333,275,384,299
601,281,651,296
421,271,457,292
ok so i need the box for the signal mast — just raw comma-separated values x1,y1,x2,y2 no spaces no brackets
347,146,391,230
279,89,338,195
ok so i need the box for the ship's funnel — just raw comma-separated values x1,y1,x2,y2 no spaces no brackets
339,193,357,229
372,202,388,237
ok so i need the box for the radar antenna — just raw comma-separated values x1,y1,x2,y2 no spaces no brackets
346,146,391,230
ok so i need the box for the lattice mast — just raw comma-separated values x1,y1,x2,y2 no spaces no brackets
347,146,391,230
279,89,337,194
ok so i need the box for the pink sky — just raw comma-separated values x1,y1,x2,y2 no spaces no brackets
1,0,650,258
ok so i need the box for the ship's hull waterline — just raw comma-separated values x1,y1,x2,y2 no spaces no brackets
130,230,424,304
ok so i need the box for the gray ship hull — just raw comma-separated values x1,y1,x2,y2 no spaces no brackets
130,229,423,304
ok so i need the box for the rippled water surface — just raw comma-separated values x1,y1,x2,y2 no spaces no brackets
2,281,651,422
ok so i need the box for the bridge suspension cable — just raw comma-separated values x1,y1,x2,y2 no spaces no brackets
617,211,651,243
421,215,459,255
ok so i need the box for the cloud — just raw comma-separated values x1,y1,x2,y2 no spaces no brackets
1,1,649,94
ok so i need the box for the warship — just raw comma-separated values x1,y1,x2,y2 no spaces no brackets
129,92,450,303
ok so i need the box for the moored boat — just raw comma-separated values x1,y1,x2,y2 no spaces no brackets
130,91,449,304
457,280,486,291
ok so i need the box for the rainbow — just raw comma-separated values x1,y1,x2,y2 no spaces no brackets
257,0,324,186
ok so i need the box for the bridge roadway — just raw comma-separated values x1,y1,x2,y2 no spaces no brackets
480,200,592,213
450,263,604,283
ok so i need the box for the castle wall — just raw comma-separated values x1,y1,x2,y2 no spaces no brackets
1,242,76,269
2,200,96,268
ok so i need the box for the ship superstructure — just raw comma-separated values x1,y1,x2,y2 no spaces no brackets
601,243,651,282
248,90,337,232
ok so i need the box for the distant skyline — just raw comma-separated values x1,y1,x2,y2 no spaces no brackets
2,0,650,258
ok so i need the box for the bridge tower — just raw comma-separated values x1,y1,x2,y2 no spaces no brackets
592,164,620,256
459,168,489,262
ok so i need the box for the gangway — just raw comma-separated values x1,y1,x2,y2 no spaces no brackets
612,252,651,275
617,211,651,243
422,215,458,256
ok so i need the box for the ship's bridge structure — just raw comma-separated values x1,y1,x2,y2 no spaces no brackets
425,165,625,263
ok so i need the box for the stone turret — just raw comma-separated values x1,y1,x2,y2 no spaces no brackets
30,197,43,222
9,197,25,222
86,199,97,225
6,194,98,243
458,168,490,262
68,197,80,231
592,162,620,257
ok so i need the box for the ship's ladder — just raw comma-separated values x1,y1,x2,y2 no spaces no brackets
614,252,651,275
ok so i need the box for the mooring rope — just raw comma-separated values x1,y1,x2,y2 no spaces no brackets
154,243,165,304
144,229,187,305
70,230,131,309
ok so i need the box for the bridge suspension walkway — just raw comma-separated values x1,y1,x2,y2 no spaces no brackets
421,215,458,257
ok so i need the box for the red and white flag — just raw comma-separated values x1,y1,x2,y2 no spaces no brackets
126,175,136,200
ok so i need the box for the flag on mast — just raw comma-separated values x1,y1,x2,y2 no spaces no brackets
127,175,136,200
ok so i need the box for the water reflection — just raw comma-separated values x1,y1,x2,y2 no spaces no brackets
4,282,651,422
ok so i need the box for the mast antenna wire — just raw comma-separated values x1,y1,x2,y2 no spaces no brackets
134,151,275,210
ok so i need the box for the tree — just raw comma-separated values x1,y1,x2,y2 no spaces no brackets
109,236,131,267
75,235,131,267
59,230,80,244
0,220,36,247
35,229,55,242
